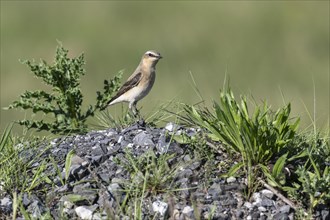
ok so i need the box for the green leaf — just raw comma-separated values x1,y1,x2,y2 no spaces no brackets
65,149,75,181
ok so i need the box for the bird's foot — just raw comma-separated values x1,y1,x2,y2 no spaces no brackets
137,118,146,127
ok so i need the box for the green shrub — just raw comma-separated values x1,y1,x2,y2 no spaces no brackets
5,45,122,134
184,88,299,196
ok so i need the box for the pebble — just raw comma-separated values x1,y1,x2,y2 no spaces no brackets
152,200,168,216
279,205,291,213
75,206,93,220
182,206,194,218
258,206,267,212
261,189,274,199
226,176,236,183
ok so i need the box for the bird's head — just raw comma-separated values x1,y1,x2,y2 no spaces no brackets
142,50,162,67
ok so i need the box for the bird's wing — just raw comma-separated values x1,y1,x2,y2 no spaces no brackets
108,72,142,103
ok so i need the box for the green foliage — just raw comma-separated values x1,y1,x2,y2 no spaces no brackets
184,88,299,197
115,149,179,196
6,45,122,134
285,135,330,212
0,124,51,195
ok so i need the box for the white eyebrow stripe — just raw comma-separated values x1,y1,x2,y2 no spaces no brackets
145,51,159,56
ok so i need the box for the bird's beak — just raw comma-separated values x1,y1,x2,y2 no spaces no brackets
158,55,163,59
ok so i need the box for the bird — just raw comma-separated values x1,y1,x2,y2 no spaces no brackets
106,50,162,117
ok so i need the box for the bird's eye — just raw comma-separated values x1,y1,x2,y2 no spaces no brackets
148,53,154,57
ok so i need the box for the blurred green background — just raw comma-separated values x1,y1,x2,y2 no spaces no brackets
1,1,329,134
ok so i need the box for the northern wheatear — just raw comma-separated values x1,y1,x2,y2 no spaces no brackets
107,50,162,116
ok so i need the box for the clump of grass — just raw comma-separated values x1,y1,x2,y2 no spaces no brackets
0,124,51,195
285,134,330,215
184,88,299,197
0,124,54,219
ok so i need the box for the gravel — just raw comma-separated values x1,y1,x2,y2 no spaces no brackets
0,122,328,219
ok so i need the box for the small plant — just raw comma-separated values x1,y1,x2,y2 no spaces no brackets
184,88,299,197
285,135,330,214
6,45,122,134
0,124,51,195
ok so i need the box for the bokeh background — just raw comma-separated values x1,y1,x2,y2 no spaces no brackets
1,1,329,134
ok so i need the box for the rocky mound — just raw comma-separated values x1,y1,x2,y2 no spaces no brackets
1,122,326,220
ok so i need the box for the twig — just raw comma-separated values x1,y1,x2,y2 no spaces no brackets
258,178,296,208
258,178,308,216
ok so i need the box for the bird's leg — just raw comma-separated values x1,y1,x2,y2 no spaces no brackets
130,102,145,126
132,102,138,117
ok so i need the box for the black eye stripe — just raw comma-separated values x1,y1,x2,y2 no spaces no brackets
148,53,157,57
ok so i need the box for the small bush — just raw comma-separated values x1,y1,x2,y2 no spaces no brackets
184,88,299,196
6,45,122,134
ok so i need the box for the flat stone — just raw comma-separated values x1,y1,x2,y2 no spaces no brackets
261,189,274,199
165,122,181,132
152,200,168,216
258,206,267,212
273,212,289,220
244,202,253,209
182,206,194,218
99,173,111,183
71,155,86,166
75,206,93,220
322,210,329,220
226,176,236,183
261,198,274,207
236,210,245,218
27,200,46,219
279,205,291,213
0,197,12,212
133,131,154,146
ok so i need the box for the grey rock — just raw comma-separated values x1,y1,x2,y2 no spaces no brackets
172,209,180,220
179,182,190,200
165,122,182,132
279,205,291,214
261,198,274,207
226,176,236,183
0,197,12,212
71,155,86,166
152,200,168,216
70,164,88,180
108,183,124,201
27,200,46,219
261,189,274,199
236,210,245,218
75,206,93,220
73,183,98,204
22,193,31,206
90,155,107,165
99,173,111,183
183,155,192,161
55,184,70,193
222,198,237,206
251,212,260,219
223,184,240,191
63,201,74,209
189,161,201,170
321,209,329,220
218,213,229,220
133,131,154,146
273,212,289,220
208,183,222,200
186,128,197,136
244,202,253,209
252,192,261,201
182,205,194,218
258,206,267,212
177,169,193,179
